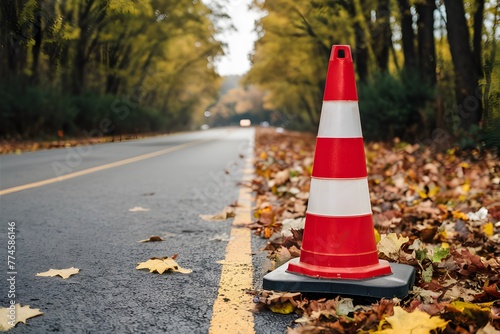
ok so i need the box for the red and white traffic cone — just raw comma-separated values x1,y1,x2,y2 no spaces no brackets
263,45,414,298
287,45,391,279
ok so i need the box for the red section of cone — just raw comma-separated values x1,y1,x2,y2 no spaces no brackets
312,138,367,179
286,45,392,280
323,45,358,101
288,213,390,279
300,214,377,262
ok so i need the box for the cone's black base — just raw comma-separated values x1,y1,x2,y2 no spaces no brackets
263,258,415,299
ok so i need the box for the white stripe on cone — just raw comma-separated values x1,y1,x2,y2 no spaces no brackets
307,178,372,216
317,101,362,138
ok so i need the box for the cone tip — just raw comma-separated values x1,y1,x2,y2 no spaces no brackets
323,45,358,101
330,45,353,62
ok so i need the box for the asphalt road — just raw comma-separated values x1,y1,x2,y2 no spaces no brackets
0,127,294,333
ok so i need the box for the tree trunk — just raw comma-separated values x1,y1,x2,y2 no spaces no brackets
71,0,108,94
372,0,391,72
0,0,28,78
354,24,369,81
444,0,482,130
31,0,43,83
416,0,436,86
482,5,498,125
397,0,416,70
346,1,369,81
472,0,485,78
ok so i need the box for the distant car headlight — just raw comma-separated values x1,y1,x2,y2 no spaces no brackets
239,119,251,127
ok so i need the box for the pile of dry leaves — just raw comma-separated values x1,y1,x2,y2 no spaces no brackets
249,127,500,334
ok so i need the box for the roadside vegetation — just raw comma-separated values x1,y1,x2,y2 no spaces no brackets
250,127,499,333
1,0,498,150
0,0,226,139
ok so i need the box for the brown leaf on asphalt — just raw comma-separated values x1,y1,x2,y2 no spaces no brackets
199,206,235,221
36,267,80,279
136,255,192,274
138,235,165,243
0,304,43,331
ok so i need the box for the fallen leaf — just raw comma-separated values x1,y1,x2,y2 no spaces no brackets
0,304,43,331
450,300,494,313
255,290,302,315
335,297,356,316
281,218,305,237
410,286,442,303
377,233,409,260
273,247,292,266
376,306,448,334
468,207,488,221
443,300,492,330
36,267,80,279
375,228,381,243
483,283,500,298
431,245,450,263
269,301,295,314
442,284,479,302
422,265,433,283
452,210,469,221
136,256,192,274
477,323,500,334
199,206,235,221
209,233,233,242
483,222,494,237
138,235,164,243
129,206,150,212
269,169,289,187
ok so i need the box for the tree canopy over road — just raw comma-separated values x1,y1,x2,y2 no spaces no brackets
244,0,499,147
0,0,226,137
0,0,498,148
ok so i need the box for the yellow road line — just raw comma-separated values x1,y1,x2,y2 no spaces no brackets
210,158,255,334
0,136,220,196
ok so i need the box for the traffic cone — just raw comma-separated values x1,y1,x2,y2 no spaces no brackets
263,45,415,298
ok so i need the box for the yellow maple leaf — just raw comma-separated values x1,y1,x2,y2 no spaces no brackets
0,304,43,331
452,210,469,221
269,301,295,314
136,256,192,274
377,233,409,260
483,222,494,237
417,189,428,199
428,186,440,198
374,228,381,243
36,267,80,279
450,300,494,313
375,307,448,334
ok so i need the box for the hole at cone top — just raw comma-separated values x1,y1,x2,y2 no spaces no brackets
337,49,345,58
